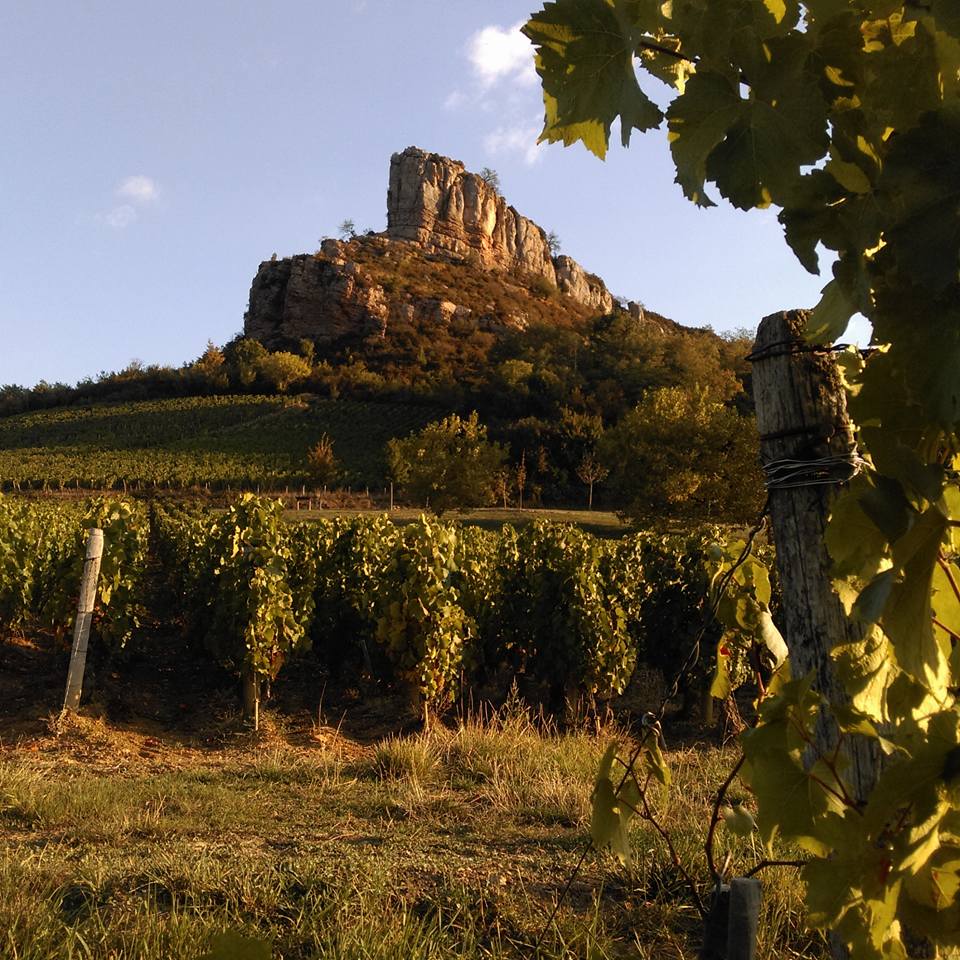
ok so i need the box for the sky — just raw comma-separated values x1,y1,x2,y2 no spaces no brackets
0,1,854,389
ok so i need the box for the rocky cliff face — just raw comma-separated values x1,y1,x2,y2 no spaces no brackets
386,147,557,283
245,147,618,347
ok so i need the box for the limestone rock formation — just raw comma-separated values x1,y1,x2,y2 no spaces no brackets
554,256,614,314
245,146,621,347
386,146,558,283
244,255,390,345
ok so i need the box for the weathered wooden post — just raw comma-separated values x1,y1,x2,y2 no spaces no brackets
242,671,260,732
751,311,878,796
62,528,104,712
750,310,883,959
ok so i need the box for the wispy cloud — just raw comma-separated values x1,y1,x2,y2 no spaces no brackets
101,204,138,229
97,174,160,229
467,21,537,88
484,122,543,166
116,175,159,204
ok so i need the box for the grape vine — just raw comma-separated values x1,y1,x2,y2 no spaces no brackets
524,0,960,953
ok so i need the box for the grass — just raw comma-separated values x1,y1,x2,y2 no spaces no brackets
0,708,825,959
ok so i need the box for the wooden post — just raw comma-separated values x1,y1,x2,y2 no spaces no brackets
751,311,879,798
62,528,104,712
242,671,260,731
751,311,882,960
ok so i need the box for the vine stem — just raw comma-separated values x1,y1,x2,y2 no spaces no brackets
932,616,960,641
618,779,707,918
705,753,746,886
937,554,960,606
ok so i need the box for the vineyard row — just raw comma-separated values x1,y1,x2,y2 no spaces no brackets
0,495,774,715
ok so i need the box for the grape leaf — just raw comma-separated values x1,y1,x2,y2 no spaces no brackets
524,0,663,160
705,34,829,208
881,505,949,685
666,70,743,206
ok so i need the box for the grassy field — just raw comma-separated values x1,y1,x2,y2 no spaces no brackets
0,395,440,491
0,700,823,959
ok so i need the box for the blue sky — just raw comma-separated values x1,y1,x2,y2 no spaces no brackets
1,1,847,389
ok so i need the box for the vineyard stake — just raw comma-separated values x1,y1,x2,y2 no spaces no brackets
62,528,104,712
242,671,260,731
751,311,885,960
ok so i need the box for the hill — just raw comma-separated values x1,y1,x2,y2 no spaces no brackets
0,395,439,491
0,146,759,516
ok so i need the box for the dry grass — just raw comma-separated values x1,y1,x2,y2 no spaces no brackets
0,706,826,959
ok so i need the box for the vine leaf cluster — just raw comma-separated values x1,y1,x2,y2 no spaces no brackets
524,0,960,954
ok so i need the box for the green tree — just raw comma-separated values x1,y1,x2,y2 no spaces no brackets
601,386,763,523
525,1,960,955
386,411,508,514
306,433,339,488
224,337,268,389
254,351,312,394
338,219,356,240
189,341,229,393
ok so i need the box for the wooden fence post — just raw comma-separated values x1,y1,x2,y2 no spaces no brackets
62,528,104,712
750,310,880,959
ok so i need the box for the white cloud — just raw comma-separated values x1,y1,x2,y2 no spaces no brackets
96,174,160,229
98,204,138,229
116,175,159,204
484,123,543,166
443,89,466,111
467,21,537,88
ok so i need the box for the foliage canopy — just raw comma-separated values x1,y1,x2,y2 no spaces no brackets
524,0,960,954
386,411,508,514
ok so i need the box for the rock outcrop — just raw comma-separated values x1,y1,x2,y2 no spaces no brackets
245,146,619,347
386,147,558,283
244,255,390,346
554,256,614,314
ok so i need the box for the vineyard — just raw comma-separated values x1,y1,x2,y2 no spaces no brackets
0,494,768,719
0,395,439,492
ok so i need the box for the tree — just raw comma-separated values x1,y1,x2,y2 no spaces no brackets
224,336,268,388
338,219,356,240
601,386,763,523
306,433,338,489
189,341,229,393
493,468,512,509
515,450,527,511
254,351,312,393
386,411,508,514
525,1,960,955
478,167,500,192
575,451,608,510
546,230,561,255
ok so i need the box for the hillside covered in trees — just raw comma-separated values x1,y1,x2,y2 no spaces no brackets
0,148,763,520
